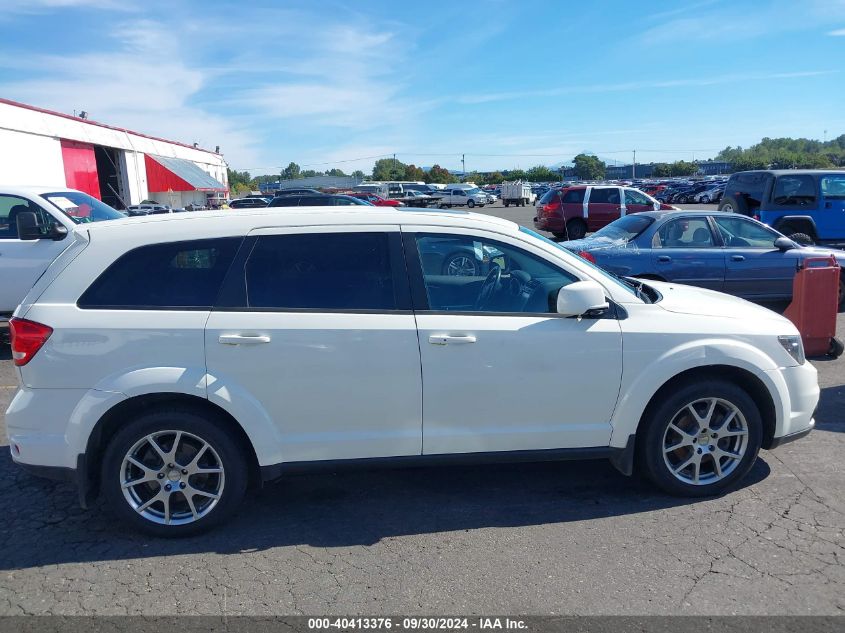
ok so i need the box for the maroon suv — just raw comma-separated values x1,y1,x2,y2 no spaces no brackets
534,185,672,239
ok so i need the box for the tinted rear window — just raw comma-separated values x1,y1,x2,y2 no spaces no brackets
539,189,559,204
243,232,398,311
78,238,241,309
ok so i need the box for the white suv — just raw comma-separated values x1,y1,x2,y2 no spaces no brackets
6,207,819,535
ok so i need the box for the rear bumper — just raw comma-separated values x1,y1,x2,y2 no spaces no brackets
533,215,565,232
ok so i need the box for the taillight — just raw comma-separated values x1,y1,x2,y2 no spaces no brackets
578,251,596,264
9,318,53,367
753,214,760,220
542,203,557,216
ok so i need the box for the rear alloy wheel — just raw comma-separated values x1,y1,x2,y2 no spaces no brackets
700,195,711,204
639,380,762,496
467,200,475,208
102,408,248,536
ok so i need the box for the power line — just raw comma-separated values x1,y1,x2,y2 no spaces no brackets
233,148,722,172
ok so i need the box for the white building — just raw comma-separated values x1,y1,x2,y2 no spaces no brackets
0,98,229,208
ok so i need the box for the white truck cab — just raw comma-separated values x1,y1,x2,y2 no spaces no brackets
0,186,125,317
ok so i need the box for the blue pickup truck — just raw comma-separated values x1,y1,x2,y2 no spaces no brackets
718,169,845,247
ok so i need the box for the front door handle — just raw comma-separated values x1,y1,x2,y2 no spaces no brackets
218,334,271,345
658,255,672,262
429,335,477,345
731,255,745,262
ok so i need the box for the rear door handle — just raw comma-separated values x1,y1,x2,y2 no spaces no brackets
658,255,672,262
218,334,271,345
731,255,745,262
429,335,477,345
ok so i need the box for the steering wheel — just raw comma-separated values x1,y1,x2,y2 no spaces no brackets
475,265,501,310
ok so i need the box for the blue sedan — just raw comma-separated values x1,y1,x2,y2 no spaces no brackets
561,210,845,309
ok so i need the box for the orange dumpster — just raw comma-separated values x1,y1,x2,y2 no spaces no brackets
783,255,843,358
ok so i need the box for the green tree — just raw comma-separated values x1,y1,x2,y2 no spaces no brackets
326,168,347,176
405,164,426,182
373,158,407,180
572,154,606,180
484,171,505,184
526,165,557,182
282,162,301,180
504,169,527,181
652,163,671,177
226,168,253,190
351,170,366,180
425,164,452,183
670,160,699,176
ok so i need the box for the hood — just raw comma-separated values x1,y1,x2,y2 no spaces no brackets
793,244,845,262
643,280,791,324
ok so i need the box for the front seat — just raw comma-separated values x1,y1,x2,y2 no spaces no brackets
691,227,712,246
5,204,31,238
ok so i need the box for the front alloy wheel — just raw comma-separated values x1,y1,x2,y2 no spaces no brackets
661,398,749,485
639,379,762,497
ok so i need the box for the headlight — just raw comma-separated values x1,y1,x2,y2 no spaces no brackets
778,335,805,365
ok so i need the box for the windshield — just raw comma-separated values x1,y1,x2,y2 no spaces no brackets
465,187,482,196
591,215,654,242
518,226,638,298
41,191,125,224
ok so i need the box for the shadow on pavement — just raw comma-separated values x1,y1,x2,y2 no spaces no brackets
815,385,845,433
0,451,770,571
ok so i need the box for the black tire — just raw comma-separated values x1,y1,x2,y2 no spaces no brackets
565,218,588,240
829,337,844,359
101,407,249,537
719,195,748,215
439,204,449,209
700,195,710,204
638,379,762,497
789,232,814,245
467,200,475,208
503,201,510,207
552,232,566,241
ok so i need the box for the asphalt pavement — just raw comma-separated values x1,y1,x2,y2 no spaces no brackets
0,203,843,616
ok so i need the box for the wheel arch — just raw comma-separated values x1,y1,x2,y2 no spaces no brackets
84,393,262,503
609,341,784,452
633,365,777,452
770,215,818,239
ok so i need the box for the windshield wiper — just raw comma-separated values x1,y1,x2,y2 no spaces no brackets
607,272,651,303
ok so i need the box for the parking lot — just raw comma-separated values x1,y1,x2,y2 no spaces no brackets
1,203,843,616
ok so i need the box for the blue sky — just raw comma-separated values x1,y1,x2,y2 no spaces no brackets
1,0,844,175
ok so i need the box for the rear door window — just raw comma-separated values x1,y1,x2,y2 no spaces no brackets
561,189,585,204
78,238,242,309
655,218,715,248
243,232,400,311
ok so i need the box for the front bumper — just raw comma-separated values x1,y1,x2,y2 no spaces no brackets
768,422,814,449
764,361,819,447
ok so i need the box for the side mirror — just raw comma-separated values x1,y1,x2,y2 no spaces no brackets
774,236,796,251
556,281,609,317
16,211,68,241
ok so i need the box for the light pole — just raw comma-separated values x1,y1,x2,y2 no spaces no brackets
632,150,636,180
462,154,466,181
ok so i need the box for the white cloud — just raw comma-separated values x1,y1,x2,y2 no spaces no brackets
829,28,845,35
3,0,134,12
0,18,263,167
457,70,837,105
